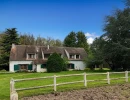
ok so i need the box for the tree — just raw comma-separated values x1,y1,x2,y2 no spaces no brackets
77,31,89,52
62,57,69,71
125,0,130,7
35,36,46,46
19,34,35,45
0,28,19,69
54,39,63,46
85,38,104,70
19,33,63,46
46,53,64,72
64,31,77,47
64,31,89,52
102,5,130,70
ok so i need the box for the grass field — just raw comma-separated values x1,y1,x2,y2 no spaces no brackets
0,69,129,100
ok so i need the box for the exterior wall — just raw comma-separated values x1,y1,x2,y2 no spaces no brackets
33,64,37,71
69,61,86,70
10,60,85,72
9,61,32,72
36,64,47,72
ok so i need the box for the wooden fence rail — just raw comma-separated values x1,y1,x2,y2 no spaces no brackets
10,71,129,100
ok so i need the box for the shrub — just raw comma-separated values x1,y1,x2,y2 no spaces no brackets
62,57,68,71
0,69,7,72
46,53,64,72
84,68,91,71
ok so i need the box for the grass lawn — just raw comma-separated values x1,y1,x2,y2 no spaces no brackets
0,69,129,100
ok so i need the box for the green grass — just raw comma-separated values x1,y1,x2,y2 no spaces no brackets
0,69,129,100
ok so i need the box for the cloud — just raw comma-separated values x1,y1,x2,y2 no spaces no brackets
85,32,93,37
87,37,94,44
85,32,98,38
85,32,99,44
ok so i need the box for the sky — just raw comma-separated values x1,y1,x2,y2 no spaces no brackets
0,0,125,44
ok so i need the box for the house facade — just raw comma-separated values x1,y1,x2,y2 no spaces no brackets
9,44,87,72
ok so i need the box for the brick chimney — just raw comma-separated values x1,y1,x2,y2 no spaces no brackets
12,44,16,49
47,45,49,50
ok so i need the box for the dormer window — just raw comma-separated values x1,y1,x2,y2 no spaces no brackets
70,55,74,59
76,55,80,59
44,54,50,59
69,54,80,59
27,54,36,59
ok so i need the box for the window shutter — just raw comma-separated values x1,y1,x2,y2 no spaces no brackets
14,65,19,71
72,64,74,69
41,64,46,68
28,64,32,70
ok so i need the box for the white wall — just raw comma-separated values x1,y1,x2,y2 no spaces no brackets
9,61,32,72
69,61,86,70
10,60,85,72
33,64,37,71
36,64,47,72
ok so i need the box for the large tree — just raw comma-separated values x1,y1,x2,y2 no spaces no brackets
101,5,130,70
64,31,89,52
85,38,104,70
77,31,89,52
87,0,130,71
0,28,19,69
64,31,77,47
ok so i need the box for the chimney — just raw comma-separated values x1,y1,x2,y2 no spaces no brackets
36,46,39,52
12,44,16,49
47,45,49,50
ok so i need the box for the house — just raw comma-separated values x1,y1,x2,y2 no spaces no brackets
9,44,87,72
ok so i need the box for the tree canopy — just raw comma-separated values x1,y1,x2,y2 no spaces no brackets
19,34,63,46
102,7,130,70
64,31,89,52
87,1,130,71
0,28,19,69
64,31,77,47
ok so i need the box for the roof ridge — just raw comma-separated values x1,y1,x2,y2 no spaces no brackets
15,45,84,49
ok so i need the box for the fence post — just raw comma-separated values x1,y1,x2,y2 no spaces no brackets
84,73,87,87
107,72,110,84
125,71,128,82
10,78,18,100
10,78,15,94
54,75,57,91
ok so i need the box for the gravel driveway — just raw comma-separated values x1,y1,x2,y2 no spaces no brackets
22,83,130,100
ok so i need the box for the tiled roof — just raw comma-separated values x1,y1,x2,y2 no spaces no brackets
10,45,87,63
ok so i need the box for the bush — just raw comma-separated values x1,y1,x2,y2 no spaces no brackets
62,64,68,71
84,68,91,71
46,53,64,72
0,69,7,72
62,57,68,71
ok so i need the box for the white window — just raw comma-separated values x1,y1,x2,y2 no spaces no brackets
70,55,74,59
28,54,35,59
44,54,50,59
76,55,80,59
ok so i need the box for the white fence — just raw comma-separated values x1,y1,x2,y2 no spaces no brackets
10,71,129,100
